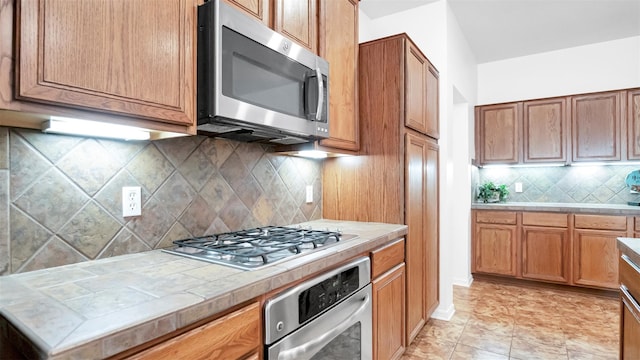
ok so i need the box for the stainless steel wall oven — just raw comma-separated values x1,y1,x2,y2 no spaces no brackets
264,257,372,359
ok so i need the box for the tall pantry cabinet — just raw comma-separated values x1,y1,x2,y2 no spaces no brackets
323,33,440,348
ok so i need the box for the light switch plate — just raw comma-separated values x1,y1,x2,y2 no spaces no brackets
305,185,313,203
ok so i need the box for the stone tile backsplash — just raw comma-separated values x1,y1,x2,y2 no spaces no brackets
478,165,640,204
0,127,322,275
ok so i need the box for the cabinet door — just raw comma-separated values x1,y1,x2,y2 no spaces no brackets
373,264,406,360
473,224,517,276
573,230,622,289
425,140,439,317
477,103,522,164
425,63,440,139
405,43,428,135
404,133,427,343
224,0,270,25
628,89,640,160
571,91,622,162
17,0,195,126
621,288,640,359
273,0,317,53
318,0,359,151
521,226,570,283
523,97,568,163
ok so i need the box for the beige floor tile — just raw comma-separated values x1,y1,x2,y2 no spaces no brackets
402,336,456,360
451,343,509,360
458,322,513,356
403,280,619,360
425,318,467,343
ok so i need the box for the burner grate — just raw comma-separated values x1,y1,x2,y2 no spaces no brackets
165,226,342,269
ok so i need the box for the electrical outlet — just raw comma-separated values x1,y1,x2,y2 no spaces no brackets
515,182,523,193
122,186,142,217
305,185,313,203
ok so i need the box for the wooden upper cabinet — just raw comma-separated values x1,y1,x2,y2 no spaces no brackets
425,63,440,139
405,42,428,135
318,0,359,151
628,89,640,160
273,0,317,53
571,91,622,162
17,0,196,127
224,0,270,25
523,97,568,163
477,103,522,164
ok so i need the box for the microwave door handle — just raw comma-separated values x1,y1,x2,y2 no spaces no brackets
315,67,324,121
277,293,370,360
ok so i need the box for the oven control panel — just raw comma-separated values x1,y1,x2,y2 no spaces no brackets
298,267,359,323
264,256,371,345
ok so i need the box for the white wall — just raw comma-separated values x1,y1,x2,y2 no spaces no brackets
359,0,478,320
445,3,476,298
478,36,640,104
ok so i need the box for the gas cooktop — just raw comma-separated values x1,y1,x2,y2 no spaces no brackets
162,226,357,270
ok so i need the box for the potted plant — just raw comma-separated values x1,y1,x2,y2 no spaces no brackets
477,182,509,203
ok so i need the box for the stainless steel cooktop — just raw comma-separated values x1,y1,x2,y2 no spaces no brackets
163,226,357,270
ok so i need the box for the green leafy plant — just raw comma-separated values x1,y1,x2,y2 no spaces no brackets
477,182,509,203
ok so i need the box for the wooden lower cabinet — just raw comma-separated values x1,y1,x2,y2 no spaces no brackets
372,264,406,360
473,223,517,276
473,210,626,290
129,302,260,360
619,252,640,359
371,239,406,360
621,297,640,360
573,230,622,289
521,226,570,283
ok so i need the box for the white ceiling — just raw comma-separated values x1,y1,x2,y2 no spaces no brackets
360,0,640,63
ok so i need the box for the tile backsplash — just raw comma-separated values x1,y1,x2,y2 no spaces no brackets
0,127,322,275
478,165,640,204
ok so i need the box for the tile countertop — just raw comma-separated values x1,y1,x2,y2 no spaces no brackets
618,237,640,267
472,202,640,215
0,220,407,360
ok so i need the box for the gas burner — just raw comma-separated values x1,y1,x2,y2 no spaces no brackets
162,226,356,270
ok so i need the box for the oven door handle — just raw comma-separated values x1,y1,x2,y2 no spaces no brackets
277,293,370,360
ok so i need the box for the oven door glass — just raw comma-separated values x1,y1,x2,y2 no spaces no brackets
267,285,372,360
221,27,327,122
310,322,361,360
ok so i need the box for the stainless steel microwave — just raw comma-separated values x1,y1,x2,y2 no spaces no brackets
197,0,329,144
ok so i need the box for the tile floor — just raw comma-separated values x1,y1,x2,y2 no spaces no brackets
402,279,620,360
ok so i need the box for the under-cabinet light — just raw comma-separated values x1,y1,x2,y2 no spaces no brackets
481,163,566,169
570,161,640,167
43,117,151,141
297,150,328,159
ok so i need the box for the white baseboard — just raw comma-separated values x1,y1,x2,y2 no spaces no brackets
452,274,474,287
431,303,455,321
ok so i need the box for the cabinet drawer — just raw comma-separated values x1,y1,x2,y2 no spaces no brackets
475,211,517,225
371,238,405,279
522,212,568,227
574,214,627,231
130,302,260,360
621,255,640,302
